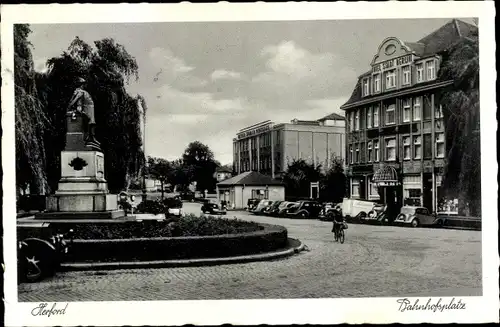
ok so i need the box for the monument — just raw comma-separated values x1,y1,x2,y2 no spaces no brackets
35,79,125,220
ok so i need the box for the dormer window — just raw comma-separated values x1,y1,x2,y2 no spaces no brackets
426,60,436,80
363,78,370,96
385,69,396,89
402,65,411,85
373,74,381,93
416,63,424,83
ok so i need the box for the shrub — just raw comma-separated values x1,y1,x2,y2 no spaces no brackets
63,214,262,240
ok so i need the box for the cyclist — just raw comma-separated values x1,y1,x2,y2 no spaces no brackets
331,209,345,235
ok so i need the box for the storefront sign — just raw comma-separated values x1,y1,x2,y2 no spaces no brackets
375,181,400,187
237,124,271,139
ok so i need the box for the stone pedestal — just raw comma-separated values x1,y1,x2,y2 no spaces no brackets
35,112,125,220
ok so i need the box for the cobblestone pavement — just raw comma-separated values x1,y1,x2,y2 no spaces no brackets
18,203,482,301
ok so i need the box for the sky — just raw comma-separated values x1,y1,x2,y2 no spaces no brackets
27,18,473,165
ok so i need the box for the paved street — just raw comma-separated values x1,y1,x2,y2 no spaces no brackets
18,202,481,301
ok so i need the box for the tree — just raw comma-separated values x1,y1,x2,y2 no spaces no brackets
320,156,347,203
181,141,219,194
147,156,173,199
38,35,144,193
439,24,480,216
282,159,323,199
14,24,50,195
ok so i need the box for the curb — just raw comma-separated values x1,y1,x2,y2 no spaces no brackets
60,238,305,271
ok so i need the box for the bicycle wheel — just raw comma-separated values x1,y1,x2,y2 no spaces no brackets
339,229,345,244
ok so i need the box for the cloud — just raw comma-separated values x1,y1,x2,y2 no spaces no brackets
210,69,243,81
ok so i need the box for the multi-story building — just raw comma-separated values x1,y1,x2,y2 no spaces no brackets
340,19,477,213
233,114,345,179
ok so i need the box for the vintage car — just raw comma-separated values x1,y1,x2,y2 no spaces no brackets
262,201,283,215
341,198,376,220
247,198,261,211
269,201,297,217
394,206,438,227
251,200,274,214
318,203,342,221
201,202,227,215
286,200,322,219
363,203,388,223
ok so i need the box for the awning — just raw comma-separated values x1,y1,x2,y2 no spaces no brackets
372,166,400,186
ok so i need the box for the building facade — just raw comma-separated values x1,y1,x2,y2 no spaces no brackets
233,115,345,179
340,19,477,214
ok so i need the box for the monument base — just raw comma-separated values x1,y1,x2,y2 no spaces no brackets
46,193,119,212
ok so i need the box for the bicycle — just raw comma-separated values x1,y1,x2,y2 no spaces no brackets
335,225,345,244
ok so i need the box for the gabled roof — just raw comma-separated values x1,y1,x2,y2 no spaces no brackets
340,19,477,110
217,171,284,186
317,112,345,121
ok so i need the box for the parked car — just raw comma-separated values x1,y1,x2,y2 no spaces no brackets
286,200,322,219
394,206,438,227
318,202,342,221
342,198,376,220
201,202,227,215
163,197,183,217
262,201,283,215
18,229,73,283
251,200,274,214
269,201,297,217
363,203,388,223
247,198,261,211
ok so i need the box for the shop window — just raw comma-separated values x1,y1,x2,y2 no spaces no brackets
374,139,380,162
402,65,411,85
373,74,381,92
403,136,411,160
435,132,445,158
373,105,380,127
404,188,422,206
402,99,411,122
416,63,424,83
369,181,378,197
351,179,360,197
413,135,422,159
385,104,396,125
423,134,432,159
413,97,421,121
385,137,396,161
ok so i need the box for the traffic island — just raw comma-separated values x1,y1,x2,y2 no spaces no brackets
42,214,303,269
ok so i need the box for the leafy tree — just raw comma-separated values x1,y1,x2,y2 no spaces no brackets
439,24,480,216
320,156,347,203
14,24,50,195
181,141,219,194
38,35,144,193
147,156,172,199
282,159,323,199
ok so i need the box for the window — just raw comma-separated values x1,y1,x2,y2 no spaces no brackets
385,104,396,125
403,136,411,160
416,63,424,82
355,110,360,131
367,107,373,128
426,60,436,80
374,139,380,162
351,179,360,197
402,99,411,122
355,144,360,163
435,132,445,158
435,104,444,119
385,69,396,89
251,189,269,199
367,141,373,162
369,181,378,197
373,105,380,127
405,189,422,206
385,137,396,161
363,78,370,96
373,74,381,92
349,145,353,164
402,65,411,85
349,112,354,131
413,97,421,121
423,134,432,159
423,95,432,120
413,135,422,159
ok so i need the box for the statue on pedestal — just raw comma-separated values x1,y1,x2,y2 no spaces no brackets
67,77,100,148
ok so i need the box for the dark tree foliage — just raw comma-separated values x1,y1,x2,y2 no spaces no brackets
181,141,219,193
320,157,347,203
282,159,323,199
439,26,480,216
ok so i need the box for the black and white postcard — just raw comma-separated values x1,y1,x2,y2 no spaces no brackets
2,2,498,326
